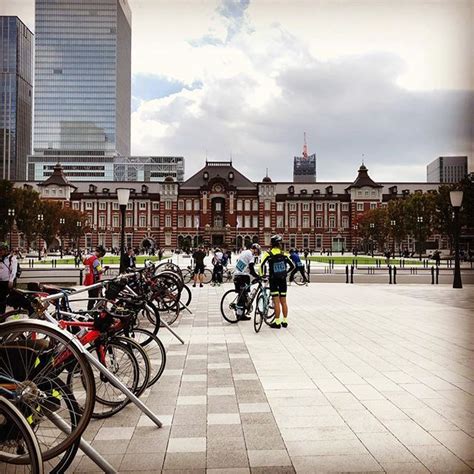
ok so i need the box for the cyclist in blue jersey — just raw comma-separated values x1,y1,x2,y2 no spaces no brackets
289,248,308,284
259,235,295,329
233,242,261,321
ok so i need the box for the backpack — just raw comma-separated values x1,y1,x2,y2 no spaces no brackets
268,251,288,279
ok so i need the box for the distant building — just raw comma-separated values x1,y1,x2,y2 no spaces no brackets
293,134,316,182
427,156,468,183
0,16,33,180
14,160,444,253
27,155,185,182
32,0,131,160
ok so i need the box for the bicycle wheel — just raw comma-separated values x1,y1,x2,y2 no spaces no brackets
293,272,306,286
181,269,193,285
112,336,151,399
0,319,95,462
202,268,213,284
220,289,239,324
0,396,43,474
262,288,276,325
254,293,264,333
125,328,166,387
68,339,139,419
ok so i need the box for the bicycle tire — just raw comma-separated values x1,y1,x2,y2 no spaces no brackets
220,289,239,324
202,268,213,284
0,396,43,474
0,319,95,462
254,293,264,333
181,269,193,285
67,339,139,420
262,287,276,325
293,272,307,286
124,328,166,387
112,336,151,399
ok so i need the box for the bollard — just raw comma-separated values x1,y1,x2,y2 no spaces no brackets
431,266,434,284
436,266,439,284
350,265,354,283
393,266,397,284
389,265,392,284
345,265,349,283
79,268,83,285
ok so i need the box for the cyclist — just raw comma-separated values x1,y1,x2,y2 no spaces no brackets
192,245,206,288
83,245,108,310
0,242,18,314
211,248,224,286
233,242,261,321
289,248,308,285
260,235,295,329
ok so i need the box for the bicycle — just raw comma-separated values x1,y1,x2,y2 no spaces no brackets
220,278,275,324
0,395,43,473
182,265,212,285
253,281,274,333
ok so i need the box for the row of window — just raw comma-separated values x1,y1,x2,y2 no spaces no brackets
73,201,160,211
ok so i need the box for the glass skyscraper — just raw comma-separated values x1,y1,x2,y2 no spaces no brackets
34,0,131,157
0,16,33,181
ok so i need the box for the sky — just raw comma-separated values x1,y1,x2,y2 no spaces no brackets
2,0,473,182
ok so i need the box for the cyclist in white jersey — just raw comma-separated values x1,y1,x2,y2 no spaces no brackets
233,242,261,321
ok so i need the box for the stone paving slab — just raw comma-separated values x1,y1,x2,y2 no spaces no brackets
70,283,473,473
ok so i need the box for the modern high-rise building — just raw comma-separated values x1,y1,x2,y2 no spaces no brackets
0,16,33,181
293,134,316,183
427,156,468,183
33,0,131,157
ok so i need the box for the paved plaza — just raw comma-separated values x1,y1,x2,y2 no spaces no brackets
71,283,474,473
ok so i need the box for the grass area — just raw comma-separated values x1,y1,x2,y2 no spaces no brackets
307,255,425,266
31,255,170,265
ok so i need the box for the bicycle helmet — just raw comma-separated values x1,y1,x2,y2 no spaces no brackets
270,235,282,246
251,243,261,254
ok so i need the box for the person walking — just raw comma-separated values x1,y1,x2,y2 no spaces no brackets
83,245,108,310
260,235,295,329
211,248,224,286
233,242,261,321
126,247,136,269
289,248,308,285
0,242,18,314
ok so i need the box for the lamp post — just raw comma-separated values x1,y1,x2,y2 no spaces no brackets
37,214,44,260
352,224,358,254
390,220,396,256
450,190,463,289
369,223,375,257
117,188,130,273
59,217,65,258
8,208,15,248
76,221,82,257
417,216,423,260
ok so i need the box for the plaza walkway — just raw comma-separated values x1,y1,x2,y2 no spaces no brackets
71,283,474,473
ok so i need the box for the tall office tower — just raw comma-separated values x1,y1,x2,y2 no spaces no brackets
293,133,316,183
0,17,33,181
427,156,468,183
33,0,131,158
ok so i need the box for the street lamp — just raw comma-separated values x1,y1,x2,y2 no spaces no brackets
8,208,15,248
37,214,44,260
352,224,358,254
369,223,375,257
59,218,65,258
390,220,396,256
76,221,82,256
117,188,130,273
450,190,463,289
417,216,423,260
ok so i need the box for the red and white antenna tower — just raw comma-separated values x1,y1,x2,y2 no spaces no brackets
302,132,308,159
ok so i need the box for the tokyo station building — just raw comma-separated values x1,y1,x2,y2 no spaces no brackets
15,159,442,252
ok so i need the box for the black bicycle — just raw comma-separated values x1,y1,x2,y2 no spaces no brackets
220,278,275,324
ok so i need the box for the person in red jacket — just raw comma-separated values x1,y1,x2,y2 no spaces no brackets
83,245,107,310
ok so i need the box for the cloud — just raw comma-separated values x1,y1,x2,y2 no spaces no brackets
131,6,473,182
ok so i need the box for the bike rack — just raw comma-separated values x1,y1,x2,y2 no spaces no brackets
124,284,185,345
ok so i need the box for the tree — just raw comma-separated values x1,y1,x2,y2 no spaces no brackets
12,186,42,248
387,199,408,255
61,207,88,248
0,180,15,240
404,193,437,259
357,207,389,255
39,200,63,249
